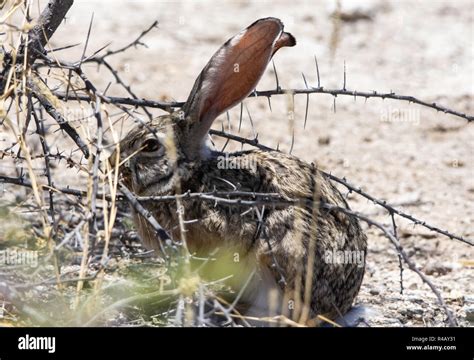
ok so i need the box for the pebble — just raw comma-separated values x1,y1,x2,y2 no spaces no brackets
372,318,402,326
423,262,454,276
318,136,331,146
464,305,474,322
408,282,418,290
336,305,382,326
385,295,403,302
369,287,381,295
463,295,474,304
406,295,424,304
407,307,424,316
326,0,378,22
383,318,403,325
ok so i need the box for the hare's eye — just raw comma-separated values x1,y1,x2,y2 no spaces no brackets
141,138,161,153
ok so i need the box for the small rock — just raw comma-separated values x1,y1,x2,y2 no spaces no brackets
369,287,381,295
423,261,454,276
383,318,403,325
318,136,331,146
371,317,402,326
464,305,474,322
408,282,418,290
407,307,424,316
406,295,424,304
386,294,403,302
335,305,381,327
388,304,401,311
463,295,474,305
327,1,377,23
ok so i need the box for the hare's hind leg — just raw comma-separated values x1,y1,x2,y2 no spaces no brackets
239,265,284,326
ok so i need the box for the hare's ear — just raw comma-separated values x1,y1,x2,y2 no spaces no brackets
181,17,295,157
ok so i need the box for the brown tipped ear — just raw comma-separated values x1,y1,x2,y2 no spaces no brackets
181,17,296,158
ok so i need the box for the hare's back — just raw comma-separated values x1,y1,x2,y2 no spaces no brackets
193,150,361,245
199,150,347,208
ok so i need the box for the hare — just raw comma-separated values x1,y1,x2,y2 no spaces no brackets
111,18,367,325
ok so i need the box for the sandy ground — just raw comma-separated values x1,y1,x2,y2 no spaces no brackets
1,0,473,326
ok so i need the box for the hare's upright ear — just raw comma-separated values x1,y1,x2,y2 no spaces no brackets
181,17,295,158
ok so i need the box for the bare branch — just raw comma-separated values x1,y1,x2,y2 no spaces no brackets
52,87,472,122
252,87,473,122
1,0,74,93
28,76,90,158
118,181,171,256
26,0,74,65
322,202,458,327
209,130,474,246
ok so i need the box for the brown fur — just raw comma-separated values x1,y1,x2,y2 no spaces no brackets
110,18,367,324
113,115,367,322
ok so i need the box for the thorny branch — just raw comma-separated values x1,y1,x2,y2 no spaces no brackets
322,203,458,327
50,85,473,122
28,75,90,158
252,86,473,122
25,0,74,63
207,130,474,247
0,0,74,94
2,173,472,248
43,47,473,122
118,181,171,256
